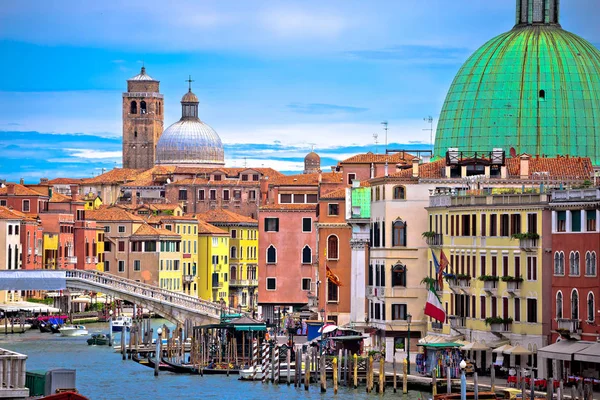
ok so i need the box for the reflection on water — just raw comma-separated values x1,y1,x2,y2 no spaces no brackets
0,320,429,400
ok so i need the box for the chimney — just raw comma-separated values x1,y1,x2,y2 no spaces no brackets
40,178,49,184
19,178,24,185
131,190,138,208
70,185,80,201
370,163,375,179
520,154,530,179
412,158,420,178
384,161,389,177
260,176,269,206
7,184,15,195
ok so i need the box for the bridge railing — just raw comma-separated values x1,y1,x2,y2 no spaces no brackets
64,270,223,319
0,348,27,392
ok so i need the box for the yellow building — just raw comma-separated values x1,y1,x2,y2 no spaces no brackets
197,220,230,302
95,229,105,272
83,192,103,210
197,210,258,311
160,217,199,296
426,191,550,373
43,233,59,269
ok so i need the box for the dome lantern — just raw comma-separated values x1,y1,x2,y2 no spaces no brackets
516,0,560,26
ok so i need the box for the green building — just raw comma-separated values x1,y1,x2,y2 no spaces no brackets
434,0,600,165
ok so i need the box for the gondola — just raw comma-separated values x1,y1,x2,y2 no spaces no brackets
160,357,200,374
50,324,61,334
132,352,151,367
144,356,178,373
202,367,240,375
39,323,52,333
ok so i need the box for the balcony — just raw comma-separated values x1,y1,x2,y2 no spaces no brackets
505,280,521,297
449,316,466,329
519,238,539,252
183,275,195,283
367,286,387,298
86,256,98,264
0,347,28,399
552,188,600,202
557,318,580,333
431,321,443,331
425,233,444,247
65,256,77,264
490,320,512,333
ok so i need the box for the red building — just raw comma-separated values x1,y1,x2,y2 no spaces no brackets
550,188,600,343
0,183,49,214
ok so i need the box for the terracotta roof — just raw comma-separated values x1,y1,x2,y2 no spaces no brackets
0,206,24,220
388,159,445,179
270,172,343,186
506,156,594,180
341,152,416,165
0,183,49,197
47,178,83,185
85,209,144,222
321,188,346,199
122,166,176,188
49,192,72,203
174,166,283,178
132,223,180,237
158,215,197,222
148,204,180,211
197,219,229,235
197,209,258,225
81,168,143,185
259,204,317,211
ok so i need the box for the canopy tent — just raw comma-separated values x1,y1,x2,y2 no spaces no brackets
504,345,532,355
418,342,464,348
538,340,595,362
573,343,600,363
418,334,463,345
0,301,60,313
465,342,490,351
234,325,266,332
493,344,513,353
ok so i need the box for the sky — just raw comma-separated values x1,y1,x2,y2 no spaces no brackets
0,0,599,182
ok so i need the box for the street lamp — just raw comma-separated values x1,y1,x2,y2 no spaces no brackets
407,313,412,375
155,327,163,377
460,359,467,400
108,309,114,347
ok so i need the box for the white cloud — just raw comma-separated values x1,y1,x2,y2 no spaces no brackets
66,149,122,159
258,7,348,40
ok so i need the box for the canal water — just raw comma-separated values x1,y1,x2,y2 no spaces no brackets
0,320,429,400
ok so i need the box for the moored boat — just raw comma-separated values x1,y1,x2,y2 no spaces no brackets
39,323,52,333
111,316,132,332
60,325,88,337
0,323,32,334
87,333,110,346
145,356,178,373
239,366,262,380
161,357,199,374
50,324,61,334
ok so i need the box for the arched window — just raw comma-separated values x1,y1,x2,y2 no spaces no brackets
570,251,580,276
130,101,137,114
588,292,595,322
560,252,565,274
140,101,147,114
158,102,161,115
375,187,381,201
539,90,546,100
85,239,89,257
7,245,12,270
134,130,138,138
391,263,407,287
393,186,406,200
267,245,277,264
571,290,579,320
327,235,339,260
230,266,237,281
586,251,597,276
302,245,312,264
556,291,563,319
230,246,237,259
554,252,562,275
392,219,407,247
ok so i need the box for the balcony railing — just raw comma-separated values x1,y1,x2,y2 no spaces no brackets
449,316,466,329
230,279,259,287
519,238,539,252
506,280,521,296
183,275,195,283
65,256,77,264
431,321,443,331
490,321,512,333
86,256,98,264
483,280,498,295
426,234,444,247
552,189,600,202
557,318,580,333
367,286,387,297
0,347,28,398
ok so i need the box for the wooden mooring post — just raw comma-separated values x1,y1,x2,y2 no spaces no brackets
432,373,437,396
402,358,408,394
378,357,385,394
333,357,338,394
286,347,291,385
320,353,326,393
353,353,358,388
393,357,397,393
447,366,452,394
366,355,374,393
304,351,310,391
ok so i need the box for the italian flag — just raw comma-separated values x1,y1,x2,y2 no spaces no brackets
424,286,445,322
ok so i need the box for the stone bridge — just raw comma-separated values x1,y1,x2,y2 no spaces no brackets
0,270,222,325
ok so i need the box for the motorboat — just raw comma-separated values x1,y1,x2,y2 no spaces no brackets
59,325,89,337
239,366,262,380
0,323,32,334
87,333,111,345
111,316,132,332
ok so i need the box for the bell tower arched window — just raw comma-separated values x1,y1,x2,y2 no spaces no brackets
130,101,137,114
267,245,277,264
140,101,147,114
327,236,339,260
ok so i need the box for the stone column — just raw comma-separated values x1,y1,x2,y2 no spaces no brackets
581,210,586,232
350,239,368,324
566,210,572,233
551,210,557,233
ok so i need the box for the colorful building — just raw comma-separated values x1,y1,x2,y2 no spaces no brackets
159,216,199,296
196,220,230,302
0,207,23,303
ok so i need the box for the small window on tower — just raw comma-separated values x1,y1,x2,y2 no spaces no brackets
539,90,546,100
140,101,147,114
134,130,138,138
130,101,137,114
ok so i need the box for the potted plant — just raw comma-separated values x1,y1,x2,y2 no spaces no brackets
485,316,505,332
511,232,540,240
421,231,436,238
456,274,471,280
479,275,499,289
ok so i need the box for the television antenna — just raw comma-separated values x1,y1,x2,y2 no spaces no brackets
373,133,379,154
423,116,434,147
381,121,388,151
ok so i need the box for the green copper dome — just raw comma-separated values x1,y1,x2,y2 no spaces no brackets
434,0,600,164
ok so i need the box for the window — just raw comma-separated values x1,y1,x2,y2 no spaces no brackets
588,292,595,322
527,213,538,234
571,290,579,320
585,252,597,276
391,304,408,320
391,263,407,287
392,219,407,247
230,246,237,259
280,194,292,204
461,214,471,236
178,189,187,201
572,210,582,232
514,298,521,322
302,278,311,291
134,260,141,271
347,173,356,184
527,298,538,323
302,245,312,264
328,203,339,216
198,190,205,200
249,190,256,200
266,245,277,264
8,225,12,235
140,100,147,114
556,292,563,319
104,226,110,233
213,174,222,181
557,211,566,232
231,229,237,239
393,186,406,200
22,200,30,212
0,200,5,206
586,210,596,231
327,235,339,259
306,194,318,203
265,218,279,232
118,260,125,272
118,225,125,233
500,214,509,237
527,256,537,281
223,190,230,201
480,255,486,276
241,174,249,182
481,214,487,236
253,174,259,181
489,214,497,236
554,251,565,275
118,241,125,252
569,251,580,276
302,218,312,233
266,278,276,291
209,190,216,201
327,280,339,302
480,296,486,319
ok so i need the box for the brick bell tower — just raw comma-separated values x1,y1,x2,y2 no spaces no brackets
122,67,164,170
